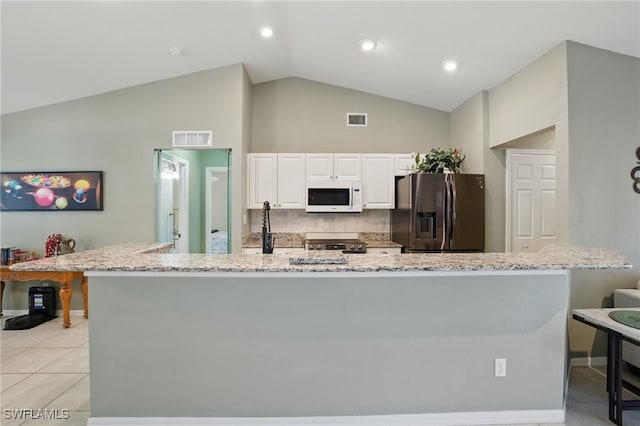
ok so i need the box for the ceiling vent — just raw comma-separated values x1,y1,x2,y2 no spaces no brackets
347,113,367,127
172,131,212,148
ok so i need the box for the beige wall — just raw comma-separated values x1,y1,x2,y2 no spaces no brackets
478,41,639,360
449,91,505,252
489,43,569,148
565,42,640,358
488,42,570,246
450,91,484,175
1,64,249,309
251,77,449,154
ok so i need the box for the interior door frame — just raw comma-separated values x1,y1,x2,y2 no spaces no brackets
156,150,189,253
505,148,556,253
204,166,230,254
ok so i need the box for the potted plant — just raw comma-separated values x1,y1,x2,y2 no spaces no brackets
413,148,465,173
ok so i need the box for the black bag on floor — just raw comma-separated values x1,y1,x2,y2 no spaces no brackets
4,286,58,330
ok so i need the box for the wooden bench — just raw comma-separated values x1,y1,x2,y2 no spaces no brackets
0,265,87,328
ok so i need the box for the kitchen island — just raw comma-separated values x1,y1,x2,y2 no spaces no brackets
10,243,631,426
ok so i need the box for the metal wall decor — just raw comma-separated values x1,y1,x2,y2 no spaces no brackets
632,147,640,194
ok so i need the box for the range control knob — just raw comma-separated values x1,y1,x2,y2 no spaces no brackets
350,244,355,251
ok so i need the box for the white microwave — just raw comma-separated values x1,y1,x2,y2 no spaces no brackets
305,180,363,213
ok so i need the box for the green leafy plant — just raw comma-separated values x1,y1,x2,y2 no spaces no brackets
413,148,465,173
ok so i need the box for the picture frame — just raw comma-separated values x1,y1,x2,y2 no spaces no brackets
1,171,103,211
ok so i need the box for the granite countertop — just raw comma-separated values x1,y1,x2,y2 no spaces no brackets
241,232,402,249
9,242,632,273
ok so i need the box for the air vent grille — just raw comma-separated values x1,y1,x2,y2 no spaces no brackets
347,113,367,127
172,131,212,147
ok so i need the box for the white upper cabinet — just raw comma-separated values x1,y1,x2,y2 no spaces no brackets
362,154,395,209
305,153,334,180
305,153,362,180
276,153,306,208
394,153,415,176
248,153,277,209
249,152,399,210
334,153,362,180
247,153,306,209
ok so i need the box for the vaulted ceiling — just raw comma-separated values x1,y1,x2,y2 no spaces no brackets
2,1,638,115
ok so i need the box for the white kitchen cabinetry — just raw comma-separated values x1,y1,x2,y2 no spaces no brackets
276,153,306,208
247,153,277,209
365,247,402,254
394,153,415,176
305,153,334,180
305,153,362,181
247,153,306,209
362,154,395,209
334,153,361,180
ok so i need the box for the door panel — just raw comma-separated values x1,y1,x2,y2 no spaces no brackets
450,174,485,251
508,151,557,253
516,190,533,238
540,190,556,238
411,174,446,251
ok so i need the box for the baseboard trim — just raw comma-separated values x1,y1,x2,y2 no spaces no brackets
1,309,85,317
88,410,565,426
570,356,607,367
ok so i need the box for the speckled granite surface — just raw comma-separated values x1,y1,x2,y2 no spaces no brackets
9,242,632,273
241,232,401,249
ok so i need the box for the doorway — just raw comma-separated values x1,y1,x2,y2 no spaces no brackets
506,149,557,253
155,148,231,253
205,167,230,253
155,151,189,253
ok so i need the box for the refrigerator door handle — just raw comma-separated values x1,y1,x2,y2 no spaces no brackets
441,176,448,250
450,175,457,245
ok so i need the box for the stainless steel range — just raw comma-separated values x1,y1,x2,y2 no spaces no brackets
305,239,367,254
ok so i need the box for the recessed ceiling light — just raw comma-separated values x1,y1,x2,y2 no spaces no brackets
260,26,274,39
359,39,377,52
168,47,184,57
443,60,459,72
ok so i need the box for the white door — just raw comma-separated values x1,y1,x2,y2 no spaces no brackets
506,149,556,253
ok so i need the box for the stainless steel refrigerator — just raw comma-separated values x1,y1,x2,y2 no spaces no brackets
391,173,485,252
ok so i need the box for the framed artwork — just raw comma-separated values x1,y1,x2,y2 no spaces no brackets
1,171,103,211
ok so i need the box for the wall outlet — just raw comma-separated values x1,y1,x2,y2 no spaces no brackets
495,358,506,377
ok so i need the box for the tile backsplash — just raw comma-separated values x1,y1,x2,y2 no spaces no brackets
250,209,391,233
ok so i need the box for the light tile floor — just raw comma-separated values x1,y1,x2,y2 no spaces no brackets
2,314,640,426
